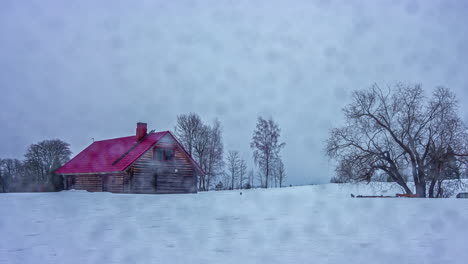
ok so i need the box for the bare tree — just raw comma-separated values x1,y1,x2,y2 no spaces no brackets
193,123,211,191
239,159,247,189
246,169,255,189
275,158,286,188
424,87,468,197
205,119,224,190
256,170,264,188
221,171,232,190
326,83,468,197
174,113,203,156
270,157,286,188
175,114,225,191
24,139,72,191
226,150,240,190
251,117,285,188
0,158,26,192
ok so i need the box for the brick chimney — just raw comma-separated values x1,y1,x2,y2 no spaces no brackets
136,122,147,141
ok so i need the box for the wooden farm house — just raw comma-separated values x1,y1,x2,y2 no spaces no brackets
56,123,203,194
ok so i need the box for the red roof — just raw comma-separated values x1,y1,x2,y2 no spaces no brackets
56,131,204,175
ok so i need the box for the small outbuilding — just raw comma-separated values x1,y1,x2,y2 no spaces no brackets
56,123,203,194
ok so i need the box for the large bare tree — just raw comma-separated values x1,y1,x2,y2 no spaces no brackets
174,113,203,156
24,139,72,190
326,84,468,197
205,119,224,190
193,123,211,190
251,116,285,188
175,114,224,191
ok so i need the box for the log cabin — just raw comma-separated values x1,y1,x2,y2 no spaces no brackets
56,123,203,194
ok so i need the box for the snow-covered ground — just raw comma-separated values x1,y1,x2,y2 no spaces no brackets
1,183,468,264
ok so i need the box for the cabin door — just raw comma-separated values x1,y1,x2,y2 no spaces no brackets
66,176,76,190
102,175,110,192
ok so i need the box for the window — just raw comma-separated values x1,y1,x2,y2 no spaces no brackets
165,149,174,160
154,148,164,161
154,148,175,161
68,176,76,187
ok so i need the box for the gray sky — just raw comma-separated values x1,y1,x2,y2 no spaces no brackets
1,0,468,185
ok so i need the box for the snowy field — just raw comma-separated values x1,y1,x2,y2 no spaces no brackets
1,183,468,264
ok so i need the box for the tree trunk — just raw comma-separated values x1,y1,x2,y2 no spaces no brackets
0,176,5,193
392,175,412,194
386,166,412,194
239,174,242,190
265,158,269,189
414,175,426,198
428,177,437,198
202,175,206,191
231,174,234,190
411,162,427,197
428,163,443,198
436,180,443,198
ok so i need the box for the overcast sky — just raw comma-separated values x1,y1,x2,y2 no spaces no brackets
1,0,467,185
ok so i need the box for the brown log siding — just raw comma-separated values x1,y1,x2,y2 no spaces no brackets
67,172,125,193
125,135,197,194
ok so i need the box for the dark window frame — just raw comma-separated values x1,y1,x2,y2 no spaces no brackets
153,147,176,161
164,149,174,161
154,148,164,161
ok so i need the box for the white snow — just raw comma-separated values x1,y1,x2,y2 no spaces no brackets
1,183,468,264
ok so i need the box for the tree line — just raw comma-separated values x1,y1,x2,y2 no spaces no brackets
326,83,468,197
0,139,72,192
174,113,286,191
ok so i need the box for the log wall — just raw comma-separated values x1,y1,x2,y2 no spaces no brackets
125,134,197,194
65,173,124,193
